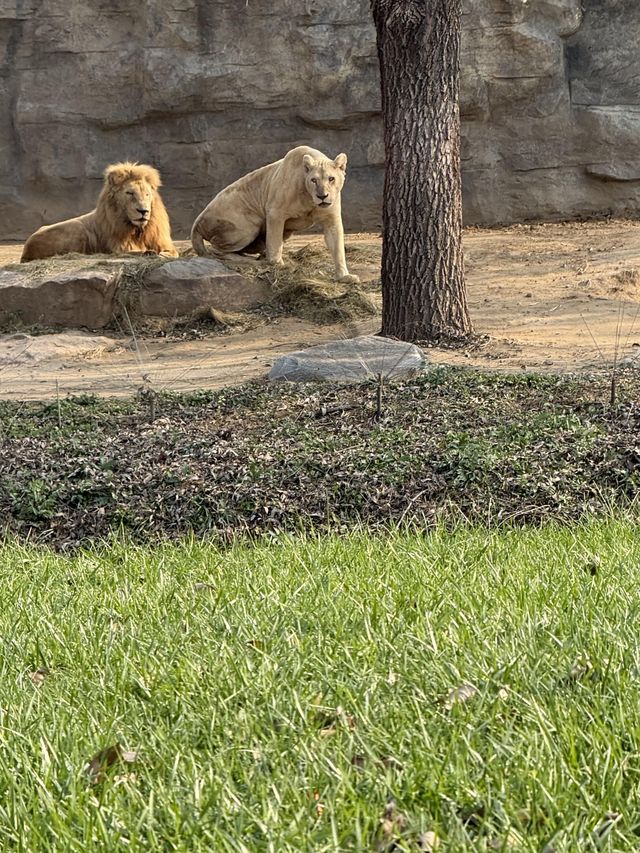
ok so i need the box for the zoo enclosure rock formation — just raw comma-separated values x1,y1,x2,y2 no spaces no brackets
140,258,269,317
0,258,266,329
0,267,118,329
1,0,638,239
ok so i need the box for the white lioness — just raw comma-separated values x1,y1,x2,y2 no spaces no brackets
190,146,359,283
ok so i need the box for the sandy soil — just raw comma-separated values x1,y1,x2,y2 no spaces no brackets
2,220,640,400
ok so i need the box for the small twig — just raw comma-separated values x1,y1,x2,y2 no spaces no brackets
581,310,622,410
56,379,62,429
375,372,383,420
580,312,607,365
137,374,158,423
610,372,617,408
610,300,624,409
398,488,433,525
314,404,358,419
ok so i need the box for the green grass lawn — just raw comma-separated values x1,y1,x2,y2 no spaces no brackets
1,520,640,851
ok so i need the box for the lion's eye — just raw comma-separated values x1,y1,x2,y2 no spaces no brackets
126,191,135,197
328,177,335,183
311,178,317,184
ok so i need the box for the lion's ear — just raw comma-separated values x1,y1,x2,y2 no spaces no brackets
334,153,348,172
104,164,126,187
141,166,161,190
303,154,316,173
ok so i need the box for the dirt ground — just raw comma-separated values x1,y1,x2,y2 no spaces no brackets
2,219,640,400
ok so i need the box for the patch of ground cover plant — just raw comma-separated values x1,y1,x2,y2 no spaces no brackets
1,522,640,849
1,368,640,547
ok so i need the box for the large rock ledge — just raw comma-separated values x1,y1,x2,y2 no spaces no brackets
0,257,272,330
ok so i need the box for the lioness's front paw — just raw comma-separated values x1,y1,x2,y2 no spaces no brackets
268,257,285,267
337,273,360,284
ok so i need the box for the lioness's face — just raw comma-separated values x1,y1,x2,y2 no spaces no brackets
303,153,347,209
119,180,154,227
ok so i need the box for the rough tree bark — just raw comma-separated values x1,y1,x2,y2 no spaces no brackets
371,0,473,341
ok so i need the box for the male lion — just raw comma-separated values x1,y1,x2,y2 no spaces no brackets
190,146,359,283
21,162,178,262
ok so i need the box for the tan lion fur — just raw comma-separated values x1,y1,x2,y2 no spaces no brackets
190,146,359,284
21,162,178,262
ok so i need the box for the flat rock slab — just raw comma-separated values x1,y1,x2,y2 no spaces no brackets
586,162,640,182
0,267,118,328
268,335,428,383
139,258,271,317
0,331,119,366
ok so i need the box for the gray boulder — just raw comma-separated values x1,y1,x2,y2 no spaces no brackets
139,258,271,317
268,335,428,383
0,267,118,329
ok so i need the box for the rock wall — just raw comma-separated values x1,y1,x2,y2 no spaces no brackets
1,0,639,239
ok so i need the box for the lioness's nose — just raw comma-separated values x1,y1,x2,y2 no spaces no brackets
317,192,328,200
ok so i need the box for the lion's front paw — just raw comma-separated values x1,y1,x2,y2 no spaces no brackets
337,273,360,284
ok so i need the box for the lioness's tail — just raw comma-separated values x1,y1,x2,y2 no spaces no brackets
190,219,210,257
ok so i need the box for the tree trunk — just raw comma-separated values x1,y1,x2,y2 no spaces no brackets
371,0,473,342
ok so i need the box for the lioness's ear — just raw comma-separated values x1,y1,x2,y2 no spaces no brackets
303,154,315,173
334,153,348,172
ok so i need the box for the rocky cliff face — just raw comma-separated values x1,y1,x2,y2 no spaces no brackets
1,0,638,239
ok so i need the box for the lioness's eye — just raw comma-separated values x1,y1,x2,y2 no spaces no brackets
311,178,317,184
328,177,335,183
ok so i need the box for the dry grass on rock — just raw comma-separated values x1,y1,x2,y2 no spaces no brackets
230,244,380,325
8,252,169,285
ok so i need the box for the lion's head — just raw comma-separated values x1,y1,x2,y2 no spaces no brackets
103,162,162,229
302,152,347,209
